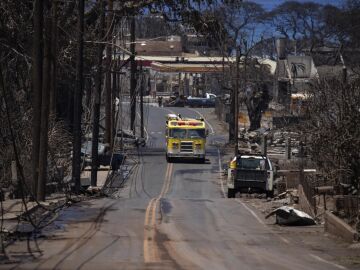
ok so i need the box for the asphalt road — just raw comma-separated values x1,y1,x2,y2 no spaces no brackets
3,105,356,270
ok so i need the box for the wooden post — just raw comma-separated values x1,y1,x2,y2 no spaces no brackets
285,137,291,160
261,135,267,156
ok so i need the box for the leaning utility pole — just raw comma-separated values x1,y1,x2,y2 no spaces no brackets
140,61,144,139
234,48,240,156
31,0,44,199
72,0,85,193
91,1,105,187
130,16,136,134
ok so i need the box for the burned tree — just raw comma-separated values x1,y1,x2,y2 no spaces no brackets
303,77,360,189
244,82,270,131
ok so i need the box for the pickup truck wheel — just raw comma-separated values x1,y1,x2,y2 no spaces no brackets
199,158,205,163
227,188,236,198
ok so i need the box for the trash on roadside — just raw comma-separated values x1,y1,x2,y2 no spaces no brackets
265,206,316,226
86,186,103,195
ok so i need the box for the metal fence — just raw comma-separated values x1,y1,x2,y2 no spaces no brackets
300,174,317,211
335,195,360,224
301,173,360,224
300,173,333,215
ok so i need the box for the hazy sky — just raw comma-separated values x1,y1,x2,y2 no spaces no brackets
252,0,343,10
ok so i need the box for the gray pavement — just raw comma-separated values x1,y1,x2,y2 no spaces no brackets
2,106,359,270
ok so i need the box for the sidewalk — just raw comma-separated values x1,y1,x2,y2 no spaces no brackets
0,166,112,235
1,197,66,234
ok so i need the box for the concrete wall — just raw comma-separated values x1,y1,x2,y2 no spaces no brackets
325,211,359,243
297,184,315,217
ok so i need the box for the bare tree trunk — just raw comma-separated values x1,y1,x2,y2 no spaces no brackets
31,0,44,199
72,0,85,193
37,6,52,201
91,1,105,187
105,0,114,147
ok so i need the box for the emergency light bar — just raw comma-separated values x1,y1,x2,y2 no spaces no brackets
169,120,203,126
188,122,202,126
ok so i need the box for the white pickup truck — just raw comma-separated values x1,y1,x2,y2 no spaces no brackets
186,93,217,107
227,154,275,198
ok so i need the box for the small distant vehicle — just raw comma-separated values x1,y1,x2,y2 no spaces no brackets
186,93,216,107
163,95,186,107
165,114,208,163
227,154,274,198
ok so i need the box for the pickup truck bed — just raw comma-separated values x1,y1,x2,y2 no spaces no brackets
235,169,267,190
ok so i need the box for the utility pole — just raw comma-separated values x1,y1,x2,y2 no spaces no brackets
91,1,105,187
72,0,84,193
49,1,58,116
234,48,240,156
31,0,44,200
112,57,118,140
140,61,144,139
37,2,52,201
105,0,114,147
130,16,136,134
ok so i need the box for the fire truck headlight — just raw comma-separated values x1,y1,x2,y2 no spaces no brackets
172,142,179,149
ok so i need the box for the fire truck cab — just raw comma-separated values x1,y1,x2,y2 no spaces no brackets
165,114,207,163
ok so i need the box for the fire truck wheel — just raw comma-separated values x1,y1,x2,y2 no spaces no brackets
227,188,236,198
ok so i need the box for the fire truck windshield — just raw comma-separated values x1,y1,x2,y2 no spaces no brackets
187,129,205,138
169,129,205,139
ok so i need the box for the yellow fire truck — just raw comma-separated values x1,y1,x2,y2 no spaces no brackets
165,114,207,163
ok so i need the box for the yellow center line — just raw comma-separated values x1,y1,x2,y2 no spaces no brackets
144,162,173,263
